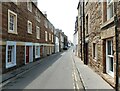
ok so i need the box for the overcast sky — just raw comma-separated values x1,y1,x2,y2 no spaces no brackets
38,0,79,42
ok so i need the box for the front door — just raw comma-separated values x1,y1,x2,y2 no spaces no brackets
26,46,29,64
85,43,88,65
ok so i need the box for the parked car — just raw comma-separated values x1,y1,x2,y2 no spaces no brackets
63,46,68,50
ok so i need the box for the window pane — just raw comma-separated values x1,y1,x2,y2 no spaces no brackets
36,27,40,39
9,14,14,31
10,23,14,30
107,40,111,55
10,15,14,23
8,46,13,63
30,24,32,32
110,57,113,72
28,21,32,33
109,3,113,18
28,2,32,11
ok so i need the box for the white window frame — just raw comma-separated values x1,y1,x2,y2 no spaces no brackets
92,43,97,61
85,0,89,5
51,26,54,32
27,1,32,12
6,41,16,68
49,33,51,40
45,31,48,41
107,0,114,20
44,20,48,28
35,45,40,58
52,35,54,42
27,20,32,34
8,9,17,34
36,26,40,39
106,39,114,77
35,9,41,22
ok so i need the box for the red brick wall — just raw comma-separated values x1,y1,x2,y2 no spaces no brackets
1,2,54,73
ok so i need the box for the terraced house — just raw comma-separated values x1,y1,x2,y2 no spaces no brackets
77,0,120,89
0,1,55,74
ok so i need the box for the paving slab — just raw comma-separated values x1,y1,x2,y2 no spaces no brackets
73,54,114,90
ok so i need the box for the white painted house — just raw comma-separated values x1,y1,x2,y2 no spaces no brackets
73,16,78,56
54,29,60,53
73,31,78,56
61,32,64,50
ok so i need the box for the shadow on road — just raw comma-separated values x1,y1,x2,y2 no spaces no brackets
2,51,66,89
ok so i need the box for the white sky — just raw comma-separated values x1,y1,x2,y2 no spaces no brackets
38,0,79,42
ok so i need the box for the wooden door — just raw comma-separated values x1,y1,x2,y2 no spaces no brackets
26,46,29,63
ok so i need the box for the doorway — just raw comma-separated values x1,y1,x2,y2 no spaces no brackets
26,46,29,64
85,43,89,65
25,44,33,64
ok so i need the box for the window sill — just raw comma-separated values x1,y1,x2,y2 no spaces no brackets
27,32,32,34
101,16,114,29
8,31,18,35
6,63,16,69
35,55,40,59
37,38,40,40
28,9,32,13
93,57,97,61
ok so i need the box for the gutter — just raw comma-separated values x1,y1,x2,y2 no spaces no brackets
83,1,86,65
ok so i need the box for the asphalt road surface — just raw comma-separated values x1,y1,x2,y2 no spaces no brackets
2,48,83,90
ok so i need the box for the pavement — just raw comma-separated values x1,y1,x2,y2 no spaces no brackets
72,53,115,90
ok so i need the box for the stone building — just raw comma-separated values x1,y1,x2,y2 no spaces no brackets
77,0,120,89
58,30,64,52
63,34,68,49
55,29,68,52
77,1,83,60
0,1,54,74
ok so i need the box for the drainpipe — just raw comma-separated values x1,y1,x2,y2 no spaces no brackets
114,1,119,91
80,2,83,60
80,25,82,60
53,31,55,54
83,1,86,64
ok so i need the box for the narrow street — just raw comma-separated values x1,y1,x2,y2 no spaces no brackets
2,48,84,90
1,0,119,90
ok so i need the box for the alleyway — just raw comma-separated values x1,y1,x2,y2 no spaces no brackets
2,48,84,90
